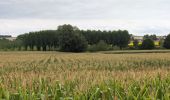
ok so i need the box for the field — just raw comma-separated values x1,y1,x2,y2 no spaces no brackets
0,51,170,100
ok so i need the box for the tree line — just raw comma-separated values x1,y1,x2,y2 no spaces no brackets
17,30,58,51
15,24,130,52
1,24,170,52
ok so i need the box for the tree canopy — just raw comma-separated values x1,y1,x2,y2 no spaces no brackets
141,38,155,50
143,34,157,40
163,34,170,49
16,24,131,52
112,30,130,49
58,24,88,52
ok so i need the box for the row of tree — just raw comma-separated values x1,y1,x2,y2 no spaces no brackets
16,24,131,52
17,30,58,51
1,24,170,52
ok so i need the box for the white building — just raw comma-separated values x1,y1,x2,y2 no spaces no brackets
0,35,16,41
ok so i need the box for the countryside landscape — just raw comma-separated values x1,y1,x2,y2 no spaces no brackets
1,0,170,100
0,24,170,100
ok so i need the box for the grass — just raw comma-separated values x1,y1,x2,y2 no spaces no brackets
101,49,170,54
0,51,170,99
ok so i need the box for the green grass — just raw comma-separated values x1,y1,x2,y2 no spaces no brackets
102,50,170,54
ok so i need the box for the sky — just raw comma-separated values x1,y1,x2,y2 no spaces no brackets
0,0,170,37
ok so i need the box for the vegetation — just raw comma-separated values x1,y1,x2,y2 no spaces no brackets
143,34,157,40
141,38,155,50
58,25,88,52
17,30,59,51
0,52,170,99
112,30,130,49
1,24,170,100
102,50,170,54
133,39,139,49
0,39,22,51
0,25,170,52
87,40,112,52
14,24,131,52
164,34,170,49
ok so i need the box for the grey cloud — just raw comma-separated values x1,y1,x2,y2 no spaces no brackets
0,0,170,19
0,0,170,36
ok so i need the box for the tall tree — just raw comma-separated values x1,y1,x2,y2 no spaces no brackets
143,34,157,40
163,34,170,49
112,30,130,49
141,38,155,49
133,39,139,49
58,24,88,52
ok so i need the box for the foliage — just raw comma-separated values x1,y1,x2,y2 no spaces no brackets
0,52,170,99
58,24,88,52
81,30,130,49
163,34,170,49
112,30,130,49
16,24,130,52
141,38,155,50
0,39,22,51
87,40,112,52
17,30,59,51
143,34,157,40
133,39,139,49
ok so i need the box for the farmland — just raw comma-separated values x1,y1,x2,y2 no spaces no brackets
0,51,170,99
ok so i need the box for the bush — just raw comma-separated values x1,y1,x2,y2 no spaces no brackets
0,39,22,51
141,38,155,50
133,39,139,49
88,40,112,52
163,34,170,49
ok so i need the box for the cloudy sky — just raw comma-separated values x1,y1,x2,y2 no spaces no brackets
0,0,170,36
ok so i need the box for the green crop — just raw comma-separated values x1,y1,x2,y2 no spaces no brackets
0,51,169,100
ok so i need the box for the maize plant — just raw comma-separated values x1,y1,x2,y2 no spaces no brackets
0,51,169,99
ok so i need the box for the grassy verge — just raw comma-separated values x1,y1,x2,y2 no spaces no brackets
101,50,170,54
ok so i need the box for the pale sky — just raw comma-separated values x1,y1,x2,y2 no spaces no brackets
0,0,170,36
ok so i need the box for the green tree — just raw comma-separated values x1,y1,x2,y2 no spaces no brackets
150,34,157,40
17,30,59,51
58,24,88,52
112,30,130,49
141,38,155,49
143,34,157,40
133,39,139,49
163,34,170,49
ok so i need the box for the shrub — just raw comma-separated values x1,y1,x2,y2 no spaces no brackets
141,38,155,50
88,40,112,52
163,34,170,49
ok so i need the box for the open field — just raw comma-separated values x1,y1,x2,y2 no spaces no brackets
0,51,170,99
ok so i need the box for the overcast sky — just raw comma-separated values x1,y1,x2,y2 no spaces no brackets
0,0,170,36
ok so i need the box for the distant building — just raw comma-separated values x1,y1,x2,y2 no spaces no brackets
0,35,12,38
133,36,143,40
0,35,16,41
131,35,166,41
129,35,167,47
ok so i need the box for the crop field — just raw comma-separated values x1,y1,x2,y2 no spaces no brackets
0,51,170,100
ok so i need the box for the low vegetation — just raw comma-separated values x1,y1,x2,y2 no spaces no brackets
141,38,155,50
0,52,170,99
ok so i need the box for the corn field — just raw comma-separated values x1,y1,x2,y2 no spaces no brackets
0,51,170,100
